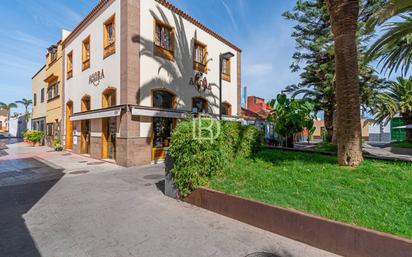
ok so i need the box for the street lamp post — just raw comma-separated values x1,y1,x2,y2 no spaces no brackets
219,52,235,120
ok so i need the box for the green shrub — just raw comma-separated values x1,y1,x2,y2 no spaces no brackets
169,118,261,197
24,130,44,145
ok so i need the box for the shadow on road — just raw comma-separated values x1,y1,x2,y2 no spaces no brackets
0,158,64,257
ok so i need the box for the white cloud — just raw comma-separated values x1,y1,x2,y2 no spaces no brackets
220,0,238,31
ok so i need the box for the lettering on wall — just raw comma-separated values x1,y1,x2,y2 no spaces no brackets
88,69,105,86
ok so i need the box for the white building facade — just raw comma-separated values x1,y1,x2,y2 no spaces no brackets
62,0,241,166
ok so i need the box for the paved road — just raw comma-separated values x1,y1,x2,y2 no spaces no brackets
0,143,341,257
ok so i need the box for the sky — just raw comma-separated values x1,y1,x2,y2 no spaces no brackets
0,0,405,114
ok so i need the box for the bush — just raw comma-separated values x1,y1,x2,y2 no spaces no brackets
24,130,44,145
53,138,63,151
169,118,261,197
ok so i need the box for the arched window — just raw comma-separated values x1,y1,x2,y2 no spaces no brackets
153,90,175,109
102,88,116,108
192,97,208,113
222,102,232,116
81,95,91,112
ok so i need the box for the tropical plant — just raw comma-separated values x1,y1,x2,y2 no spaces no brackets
283,0,385,143
15,98,32,122
370,76,412,141
326,0,363,166
0,102,17,131
366,0,412,76
53,138,63,151
267,93,315,147
23,130,44,146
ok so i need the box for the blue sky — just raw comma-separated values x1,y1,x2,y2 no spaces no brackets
0,0,405,113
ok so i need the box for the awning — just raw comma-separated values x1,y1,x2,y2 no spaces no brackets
70,108,122,121
132,107,186,119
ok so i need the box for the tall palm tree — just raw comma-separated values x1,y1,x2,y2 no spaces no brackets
0,102,18,131
15,98,32,122
366,0,412,75
326,0,363,166
371,77,412,141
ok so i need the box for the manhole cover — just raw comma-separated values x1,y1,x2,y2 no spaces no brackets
87,162,105,165
70,170,90,175
143,174,163,180
245,253,280,257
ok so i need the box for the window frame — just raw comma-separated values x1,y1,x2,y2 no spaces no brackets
41,88,45,103
153,19,175,61
67,51,73,79
222,102,232,116
192,97,208,113
82,36,91,71
33,93,37,106
103,14,116,59
221,57,231,82
47,81,59,102
193,39,207,73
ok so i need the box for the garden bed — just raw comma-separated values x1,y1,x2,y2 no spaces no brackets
209,149,412,239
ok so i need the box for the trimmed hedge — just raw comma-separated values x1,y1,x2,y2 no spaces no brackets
169,118,261,197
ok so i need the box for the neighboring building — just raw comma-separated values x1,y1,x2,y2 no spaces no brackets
368,122,391,143
241,86,247,108
44,30,70,146
0,109,7,132
247,96,271,118
31,65,47,137
312,119,369,141
62,0,241,166
8,115,28,138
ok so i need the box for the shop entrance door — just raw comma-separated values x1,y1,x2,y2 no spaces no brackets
81,120,90,154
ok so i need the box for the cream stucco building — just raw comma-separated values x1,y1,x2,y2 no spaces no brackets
62,0,241,166
31,65,46,135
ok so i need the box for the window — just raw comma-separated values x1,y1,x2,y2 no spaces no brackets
102,89,116,108
67,51,73,79
152,90,175,150
153,90,175,109
222,58,231,82
47,82,59,101
192,97,208,113
193,40,207,73
81,96,91,112
103,15,115,58
82,37,90,71
41,88,45,103
154,20,174,61
46,123,54,136
222,102,232,116
33,93,37,106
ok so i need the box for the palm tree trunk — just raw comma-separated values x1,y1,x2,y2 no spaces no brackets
324,109,334,142
327,0,363,166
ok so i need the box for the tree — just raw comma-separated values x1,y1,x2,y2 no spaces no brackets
0,102,18,131
283,0,385,143
268,93,315,147
15,98,32,122
326,0,363,166
366,0,412,76
370,77,412,141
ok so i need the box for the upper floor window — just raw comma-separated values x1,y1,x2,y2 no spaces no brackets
67,51,73,79
102,88,116,108
82,37,90,71
222,102,232,116
192,97,208,113
193,40,207,73
47,45,58,65
41,88,45,103
33,93,37,106
222,58,231,82
81,95,91,112
153,90,175,109
47,82,59,101
154,20,174,61
103,15,115,58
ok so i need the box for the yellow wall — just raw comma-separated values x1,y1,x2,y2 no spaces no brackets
45,42,63,124
312,119,369,139
32,65,46,120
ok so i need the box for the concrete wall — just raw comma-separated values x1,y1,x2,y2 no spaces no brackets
8,116,27,138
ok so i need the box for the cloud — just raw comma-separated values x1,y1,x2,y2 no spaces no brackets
220,0,238,31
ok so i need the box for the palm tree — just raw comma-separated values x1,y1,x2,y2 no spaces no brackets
370,77,412,141
0,102,18,131
326,0,363,166
15,98,32,122
366,0,412,76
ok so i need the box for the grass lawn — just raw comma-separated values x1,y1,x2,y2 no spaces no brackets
390,141,412,149
314,143,337,152
209,149,412,239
